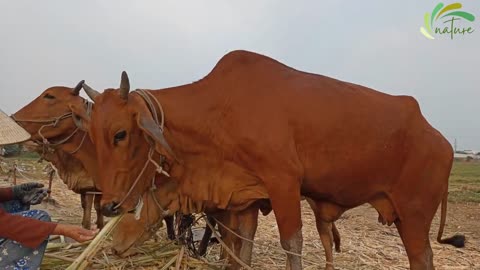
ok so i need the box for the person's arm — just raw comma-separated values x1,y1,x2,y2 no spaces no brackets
0,208,98,249
0,207,56,248
52,223,98,242
0,187,13,202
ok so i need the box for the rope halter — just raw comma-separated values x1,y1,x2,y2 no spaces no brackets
112,89,171,218
12,99,93,156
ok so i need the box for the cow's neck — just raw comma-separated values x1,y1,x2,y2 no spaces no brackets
153,177,179,212
153,176,210,214
57,130,98,181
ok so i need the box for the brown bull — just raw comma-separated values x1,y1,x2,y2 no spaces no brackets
84,50,464,270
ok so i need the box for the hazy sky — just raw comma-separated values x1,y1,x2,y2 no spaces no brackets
1,1,478,150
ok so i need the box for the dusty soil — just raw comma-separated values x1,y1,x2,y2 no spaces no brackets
253,202,480,270
1,159,479,269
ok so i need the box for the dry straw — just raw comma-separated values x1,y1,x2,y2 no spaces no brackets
42,216,227,269
66,215,124,270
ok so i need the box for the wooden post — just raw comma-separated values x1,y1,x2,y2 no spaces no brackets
12,163,17,186
47,166,54,200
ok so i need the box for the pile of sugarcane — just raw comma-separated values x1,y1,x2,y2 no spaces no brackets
42,216,226,270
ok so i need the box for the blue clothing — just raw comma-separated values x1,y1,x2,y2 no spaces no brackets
0,200,50,270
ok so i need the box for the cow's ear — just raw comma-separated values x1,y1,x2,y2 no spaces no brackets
136,113,175,158
69,103,90,131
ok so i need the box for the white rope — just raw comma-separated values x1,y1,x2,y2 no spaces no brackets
212,217,324,266
15,168,40,182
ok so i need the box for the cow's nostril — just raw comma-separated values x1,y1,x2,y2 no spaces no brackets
101,202,120,217
110,201,119,210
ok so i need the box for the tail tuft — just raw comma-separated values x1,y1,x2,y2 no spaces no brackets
439,234,465,248
437,192,466,248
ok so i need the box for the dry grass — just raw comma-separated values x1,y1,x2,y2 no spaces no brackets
41,237,225,270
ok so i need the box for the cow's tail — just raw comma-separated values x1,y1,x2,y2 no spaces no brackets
436,191,465,248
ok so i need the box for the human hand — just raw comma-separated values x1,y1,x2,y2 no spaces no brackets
53,224,99,243
12,182,49,205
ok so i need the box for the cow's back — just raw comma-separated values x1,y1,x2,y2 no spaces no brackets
200,50,452,207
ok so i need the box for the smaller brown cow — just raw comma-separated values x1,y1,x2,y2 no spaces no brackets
23,141,103,229
15,82,103,230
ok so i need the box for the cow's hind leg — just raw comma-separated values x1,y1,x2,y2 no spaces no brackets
94,194,104,229
318,220,335,270
307,199,344,270
395,218,434,270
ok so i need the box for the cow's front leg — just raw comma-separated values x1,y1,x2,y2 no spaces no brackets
266,177,303,270
94,194,104,229
163,215,175,240
197,215,216,256
81,193,93,229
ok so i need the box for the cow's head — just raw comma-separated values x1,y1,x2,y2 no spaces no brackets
13,81,91,141
111,193,166,257
85,72,174,217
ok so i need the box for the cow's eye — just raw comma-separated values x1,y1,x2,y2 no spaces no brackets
44,93,55,99
114,130,127,145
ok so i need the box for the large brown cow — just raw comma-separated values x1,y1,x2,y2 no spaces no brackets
83,50,464,270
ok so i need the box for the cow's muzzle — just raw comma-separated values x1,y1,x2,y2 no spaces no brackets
101,201,121,217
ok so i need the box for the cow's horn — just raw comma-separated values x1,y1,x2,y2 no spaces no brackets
72,80,85,96
119,71,130,100
82,83,100,101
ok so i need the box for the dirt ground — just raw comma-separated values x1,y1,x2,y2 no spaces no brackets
1,159,479,269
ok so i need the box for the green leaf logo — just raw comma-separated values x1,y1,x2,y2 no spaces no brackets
420,2,475,40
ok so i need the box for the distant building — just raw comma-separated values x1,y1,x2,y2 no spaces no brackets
454,150,480,160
